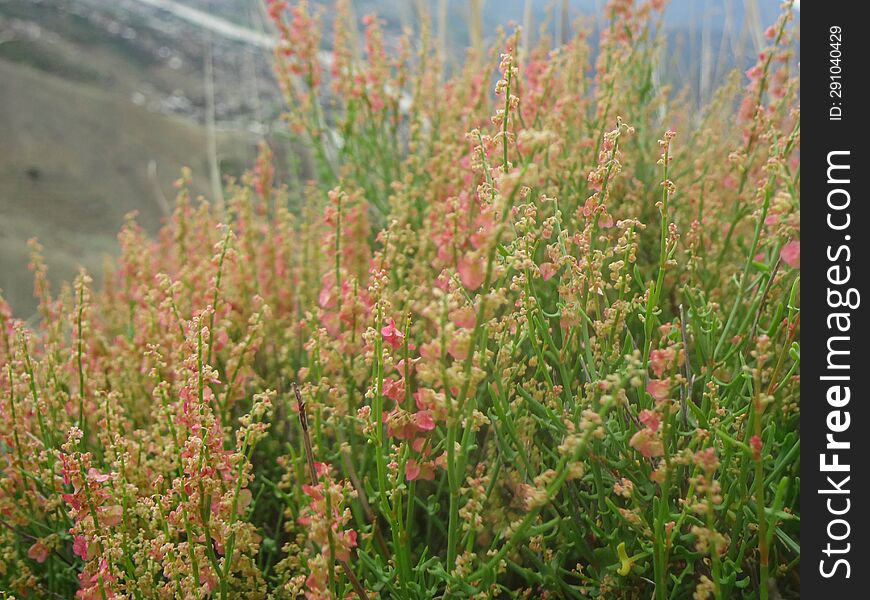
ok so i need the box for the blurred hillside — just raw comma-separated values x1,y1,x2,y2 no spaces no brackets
0,0,783,317
1,0,281,317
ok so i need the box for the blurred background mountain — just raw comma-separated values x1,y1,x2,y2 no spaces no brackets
0,0,786,317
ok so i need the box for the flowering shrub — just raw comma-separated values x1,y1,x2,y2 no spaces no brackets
0,1,799,598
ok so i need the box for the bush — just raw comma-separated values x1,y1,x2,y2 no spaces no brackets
0,1,799,598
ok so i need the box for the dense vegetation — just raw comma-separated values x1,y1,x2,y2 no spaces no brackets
0,1,800,598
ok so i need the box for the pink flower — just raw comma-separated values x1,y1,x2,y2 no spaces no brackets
382,378,405,402
419,340,441,361
582,196,598,218
694,447,720,473
396,357,418,375
384,408,436,440
780,240,800,268
73,536,90,561
318,286,336,309
100,505,124,527
318,272,337,309
62,492,83,513
405,457,435,481
77,559,117,599
405,459,421,481
414,388,435,411
457,255,485,290
750,435,763,460
646,379,669,403
649,348,674,378
302,484,322,500
638,409,660,433
629,429,663,458
381,319,405,350
384,410,416,440
446,336,469,361
435,270,451,291
334,529,358,562
449,306,477,329
539,262,557,281
28,541,50,563
87,468,110,483
200,564,219,592
413,410,436,431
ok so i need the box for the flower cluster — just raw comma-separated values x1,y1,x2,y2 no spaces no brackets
0,1,799,598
